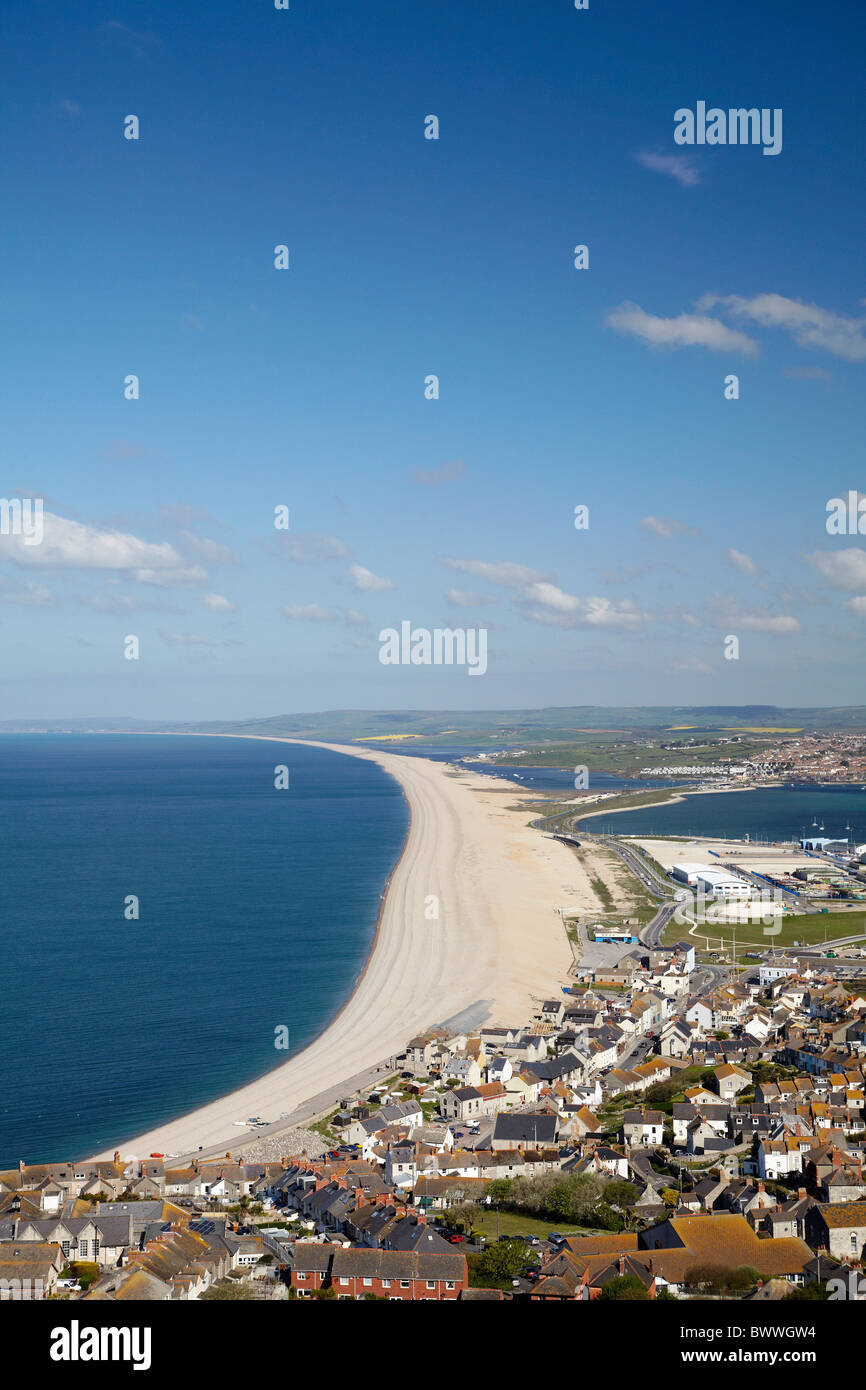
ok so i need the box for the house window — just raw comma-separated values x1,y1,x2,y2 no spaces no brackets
400,1279,410,1289
61,1242,71,1256
363,1278,372,1287
382,1279,390,1288
339,1278,349,1286
426,1280,435,1289
446,1281,455,1290
79,1242,88,1258
297,1273,306,1280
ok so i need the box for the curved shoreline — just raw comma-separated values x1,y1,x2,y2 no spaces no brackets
573,781,771,827
87,733,581,1161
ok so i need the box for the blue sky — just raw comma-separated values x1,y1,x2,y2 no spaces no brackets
1,0,864,719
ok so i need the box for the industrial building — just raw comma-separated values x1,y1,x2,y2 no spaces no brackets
670,863,752,899
799,836,850,852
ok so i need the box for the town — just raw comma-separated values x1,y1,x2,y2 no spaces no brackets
4,841,866,1303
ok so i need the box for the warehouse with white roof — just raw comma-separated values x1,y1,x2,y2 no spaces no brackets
671,863,753,898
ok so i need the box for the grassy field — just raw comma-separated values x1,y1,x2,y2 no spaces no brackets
467,1209,600,1241
494,736,776,775
661,907,866,950
573,787,692,823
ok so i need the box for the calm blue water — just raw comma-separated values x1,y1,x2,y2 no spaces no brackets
0,734,407,1166
577,783,866,843
457,765,670,794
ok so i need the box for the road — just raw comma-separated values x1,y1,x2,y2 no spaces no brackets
168,1055,398,1166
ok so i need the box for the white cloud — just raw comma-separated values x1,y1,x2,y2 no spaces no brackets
278,533,348,564
784,365,832,382
708,596,801,634
635,151,700,186
0,511,184,572
844,596,866,616
443,557,650,629
135,565,208,588
522,588,648,629
161,631,243,648
698,293,866,362
202,592,235,612
344,609,369,627
0,574,55,606
738,613,801,634
807,548,866,592
411,459,466,486
443,558,547,588
640,515,699,540
728,547,758,575
282,603,369,627
181,531,236,564
282,603,340,622
347,563,393,592
80,591,179,614
672,656,714,675
606,302,758,355
445,587,498,608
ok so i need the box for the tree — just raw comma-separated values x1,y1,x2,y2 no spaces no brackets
71,1262,101,1292
605,1180,640,1211
599,1275,649,1300
201,1281,256,1300
686,1263,758,1293
486,1178,514,1205
441,1202,476,1232
477,1239,529,1283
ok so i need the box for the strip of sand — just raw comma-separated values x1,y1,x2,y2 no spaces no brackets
89,735,601,1161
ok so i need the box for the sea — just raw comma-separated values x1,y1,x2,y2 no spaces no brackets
0,734,407,1166
4,735,866,1167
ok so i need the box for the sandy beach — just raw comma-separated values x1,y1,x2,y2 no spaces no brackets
90,735,601,1161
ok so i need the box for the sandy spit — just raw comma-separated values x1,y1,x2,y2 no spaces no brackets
89,735,601,1160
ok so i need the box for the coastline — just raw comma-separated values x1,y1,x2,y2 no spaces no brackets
572,780,774,827
87,733,586,1161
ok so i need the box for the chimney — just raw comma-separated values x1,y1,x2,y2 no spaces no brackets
18,1159,25,1175
113,1150,120,1165
757,1181,765,1193
618,1256,626,1274
797,1187,807,1200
